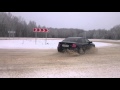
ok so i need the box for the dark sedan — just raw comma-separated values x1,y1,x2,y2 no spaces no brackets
57,37,95,54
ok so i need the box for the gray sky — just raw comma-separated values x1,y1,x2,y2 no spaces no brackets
11,12,120,30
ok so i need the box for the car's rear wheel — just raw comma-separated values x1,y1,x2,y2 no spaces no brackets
58,48,63,52
77,48,84,54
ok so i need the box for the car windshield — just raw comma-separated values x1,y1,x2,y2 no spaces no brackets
63,38,79,42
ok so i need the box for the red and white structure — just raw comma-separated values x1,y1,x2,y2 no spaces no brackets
33,28,49,32
33,28,49,44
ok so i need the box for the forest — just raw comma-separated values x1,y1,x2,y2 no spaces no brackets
0,12,120,39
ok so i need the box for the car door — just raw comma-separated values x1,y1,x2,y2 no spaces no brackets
82,38,88,49
85,39,91,49
77,38,88,49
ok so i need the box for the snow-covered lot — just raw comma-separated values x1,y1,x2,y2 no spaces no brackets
0,39,113,49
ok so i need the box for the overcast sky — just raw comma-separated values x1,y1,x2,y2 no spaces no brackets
11,12,120,30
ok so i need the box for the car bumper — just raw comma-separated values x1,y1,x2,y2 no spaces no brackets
58,47,78,52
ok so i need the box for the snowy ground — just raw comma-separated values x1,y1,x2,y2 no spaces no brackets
0,38,120,78
0,39,113,49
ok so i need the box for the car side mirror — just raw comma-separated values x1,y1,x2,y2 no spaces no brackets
89,41,92,43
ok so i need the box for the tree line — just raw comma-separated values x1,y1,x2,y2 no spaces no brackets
0,12,120,39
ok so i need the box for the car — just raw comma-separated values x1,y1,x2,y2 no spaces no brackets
57,37,95,54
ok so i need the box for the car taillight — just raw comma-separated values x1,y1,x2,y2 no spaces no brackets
72,44,76,48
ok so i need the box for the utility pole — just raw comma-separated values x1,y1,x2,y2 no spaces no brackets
45,32,48,45
35,32,37,44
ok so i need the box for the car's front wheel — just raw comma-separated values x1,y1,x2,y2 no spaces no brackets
88,45,97,53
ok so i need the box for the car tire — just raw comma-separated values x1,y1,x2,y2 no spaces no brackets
77,48,84,54
89,45,96,53
57,48,63,52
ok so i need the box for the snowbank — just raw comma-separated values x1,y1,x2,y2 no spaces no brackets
0,39,113,49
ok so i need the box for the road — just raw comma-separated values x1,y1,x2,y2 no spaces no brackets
0,41,120,78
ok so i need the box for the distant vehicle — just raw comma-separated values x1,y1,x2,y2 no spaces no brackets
57,37,95,54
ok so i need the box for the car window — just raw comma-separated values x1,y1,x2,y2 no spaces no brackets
85,39,90,43
77,39,85,43
63,38,78,42
81,39,86,43
77,39,82,43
